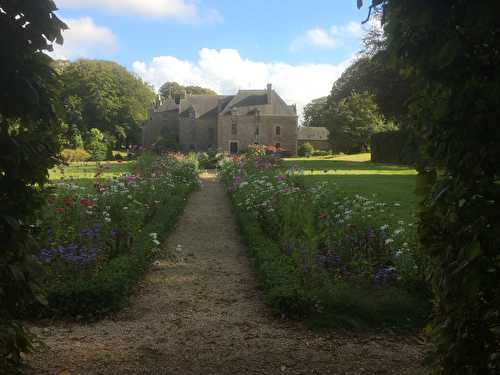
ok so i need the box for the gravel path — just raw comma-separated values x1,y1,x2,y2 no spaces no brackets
25,172,425,375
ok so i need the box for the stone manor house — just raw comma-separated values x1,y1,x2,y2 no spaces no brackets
142,84,303,154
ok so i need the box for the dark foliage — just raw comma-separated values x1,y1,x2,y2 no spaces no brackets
0,1,66,372
371,130,417,164
359,1,500,373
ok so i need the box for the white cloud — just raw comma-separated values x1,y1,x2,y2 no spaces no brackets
132,48,354,119
49,17,117,60
56,0,221,23
291,20,373,51
290,28,337,51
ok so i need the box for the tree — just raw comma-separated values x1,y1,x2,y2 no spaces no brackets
86,128,108,161
328,55,412,123
159,81,217,99
327,91,394,153
60,60,155,147
0,1,66,372
302,97,329,128
358,1,500,373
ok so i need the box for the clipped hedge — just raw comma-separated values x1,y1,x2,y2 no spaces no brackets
42,186,191,316
371,130,417,164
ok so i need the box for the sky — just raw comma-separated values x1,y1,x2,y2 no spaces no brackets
50,0,375,117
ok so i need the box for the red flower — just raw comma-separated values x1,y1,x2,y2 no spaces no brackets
63,197,73,207
319,212,329,220
80,198,96,207
56,208,65,214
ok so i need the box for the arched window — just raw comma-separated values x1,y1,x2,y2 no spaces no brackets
275,126,281,136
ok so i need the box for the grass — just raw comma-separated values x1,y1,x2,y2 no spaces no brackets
49,161,132,181
282,153,419,222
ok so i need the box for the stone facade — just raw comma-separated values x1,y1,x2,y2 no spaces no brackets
143,84,298,155
297,126,331,151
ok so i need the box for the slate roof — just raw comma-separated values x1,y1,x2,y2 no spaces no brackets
297,127,330,141
153,86,296,118
178,95,235,119
220,89,296,116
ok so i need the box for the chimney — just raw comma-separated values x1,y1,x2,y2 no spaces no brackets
267,83,272,104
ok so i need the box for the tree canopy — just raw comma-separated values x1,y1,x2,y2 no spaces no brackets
58,59,155,147
159,81,217,99
358,1,500,373
302,97,328,128
328,91,395,153
0,1,67,372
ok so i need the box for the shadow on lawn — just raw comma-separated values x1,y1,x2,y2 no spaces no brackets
282,159,414,172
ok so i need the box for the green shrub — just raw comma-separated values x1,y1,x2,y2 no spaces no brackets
61,148,91,163
85,128,108,161
371,130,417,164
298,142,314,157
312,150,331,157
153,136,181,153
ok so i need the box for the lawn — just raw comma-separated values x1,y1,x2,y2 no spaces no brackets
282,153,419,222
49,161,133,184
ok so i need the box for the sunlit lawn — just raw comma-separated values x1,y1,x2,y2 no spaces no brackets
49,161,133,188
282,153,420,222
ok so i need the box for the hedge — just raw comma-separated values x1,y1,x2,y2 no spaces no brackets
371,130,417,164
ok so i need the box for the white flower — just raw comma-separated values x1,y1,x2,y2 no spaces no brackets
380,224,389,231
105,217,111,222
152,239,160,246
394,203,401,207
149,232,158,238
394,229,404,235
123,206,129,210
385,238,394,245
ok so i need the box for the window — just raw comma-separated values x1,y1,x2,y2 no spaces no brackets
275,126,281,136
230,142,238,154
231,122,237,135
255,126,259,135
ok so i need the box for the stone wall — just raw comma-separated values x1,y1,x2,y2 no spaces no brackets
143,109,179,146
179,116,217,152
217,114,298,155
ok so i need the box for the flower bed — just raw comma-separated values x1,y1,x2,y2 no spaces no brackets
219,151,430,329
33,153,199,317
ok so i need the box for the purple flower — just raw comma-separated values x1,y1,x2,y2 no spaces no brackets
373,266,399,284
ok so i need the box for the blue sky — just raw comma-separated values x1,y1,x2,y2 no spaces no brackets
52,0,374,115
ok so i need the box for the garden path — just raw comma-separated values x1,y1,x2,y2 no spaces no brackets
26,172,424,375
